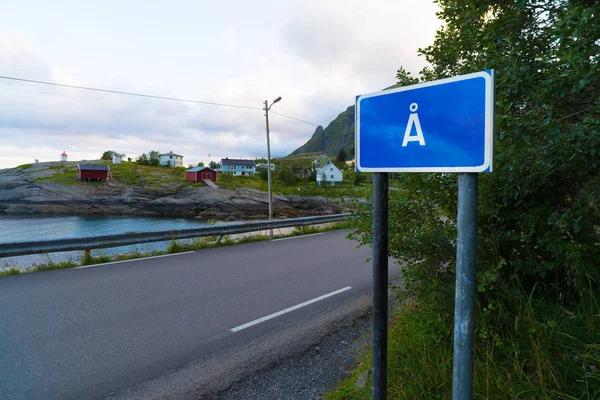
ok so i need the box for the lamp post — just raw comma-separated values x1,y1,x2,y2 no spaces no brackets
264,96,281,237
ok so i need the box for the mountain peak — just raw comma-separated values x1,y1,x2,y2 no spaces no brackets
290,105,355,157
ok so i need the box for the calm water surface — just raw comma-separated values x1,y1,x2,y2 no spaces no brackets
0,214,210,270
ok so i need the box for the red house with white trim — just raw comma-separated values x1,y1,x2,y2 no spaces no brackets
185,167,217,183
78,164,110,181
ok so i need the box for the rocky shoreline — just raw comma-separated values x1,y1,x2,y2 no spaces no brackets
0,163,341,221
0,193,340,220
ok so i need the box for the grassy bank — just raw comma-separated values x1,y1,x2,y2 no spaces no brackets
0,223,345,277
34,160,194,190
326,290,600,399
217,173,369,198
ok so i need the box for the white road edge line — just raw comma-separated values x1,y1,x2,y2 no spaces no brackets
271,232,324,242
230,286,353,332
74,251,195,269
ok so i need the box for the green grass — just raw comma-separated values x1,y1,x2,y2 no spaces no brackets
31,160,195,190
35,165,80,184
15,163,32,169
216,174,369,199
2,258,81,275
325,292,600,399
80,250,113,266
33,260,79,271
107,161,193,190
0,265,22,276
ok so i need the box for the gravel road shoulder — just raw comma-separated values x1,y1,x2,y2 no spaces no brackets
220,314,370,400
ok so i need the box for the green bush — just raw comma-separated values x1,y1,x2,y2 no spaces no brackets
258,169,269,181
353,173,367,186
218,173,234,185
351,0,600,317
345,2,600,397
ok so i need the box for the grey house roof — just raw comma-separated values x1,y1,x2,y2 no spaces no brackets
220,158,255,166
186,167,217,172
161,151,183,157
78,164,110,171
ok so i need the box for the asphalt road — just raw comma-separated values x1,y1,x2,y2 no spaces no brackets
0,230,400,399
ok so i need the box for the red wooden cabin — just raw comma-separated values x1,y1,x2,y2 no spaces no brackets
185,167,217,183
78,164,110,181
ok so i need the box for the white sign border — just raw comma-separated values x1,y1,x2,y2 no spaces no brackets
356,70,494,173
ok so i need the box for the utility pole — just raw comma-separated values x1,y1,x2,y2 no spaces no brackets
263,97,281,238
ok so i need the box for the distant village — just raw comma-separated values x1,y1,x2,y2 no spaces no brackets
48,150,355,187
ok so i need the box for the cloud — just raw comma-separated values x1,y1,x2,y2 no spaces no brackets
0,1,441,169
281,0,439,88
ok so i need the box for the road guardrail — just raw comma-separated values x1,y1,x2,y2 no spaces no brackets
0,214,352,257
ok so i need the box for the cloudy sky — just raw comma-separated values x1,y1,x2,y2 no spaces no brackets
0,0,441,169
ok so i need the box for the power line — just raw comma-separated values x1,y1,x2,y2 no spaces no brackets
271,111,319,127
0,83,260,116
0,74,322,127
0,61,171,93
0,75,262,110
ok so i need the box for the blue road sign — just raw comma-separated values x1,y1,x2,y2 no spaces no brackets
356,70,494,173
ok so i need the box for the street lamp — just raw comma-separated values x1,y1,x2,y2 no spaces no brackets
264,96,281,237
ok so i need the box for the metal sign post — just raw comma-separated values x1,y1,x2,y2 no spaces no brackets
356,71,494,400
452,173,478,399
372,172,389,400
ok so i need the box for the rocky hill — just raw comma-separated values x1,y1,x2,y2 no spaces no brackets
290,83,404,157
0,161,339,220
290,106,355,157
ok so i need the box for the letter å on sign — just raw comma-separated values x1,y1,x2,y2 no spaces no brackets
355,70,494,173
402,103,426,147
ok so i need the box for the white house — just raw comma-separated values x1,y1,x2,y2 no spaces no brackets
312,154,332,170
255,163,276,171
160,151,184,168
316,164,343,185
220,158,256,176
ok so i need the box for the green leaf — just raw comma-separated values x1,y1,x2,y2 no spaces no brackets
579,78,590,89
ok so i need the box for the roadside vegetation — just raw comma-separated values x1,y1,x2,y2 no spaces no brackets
0,223,346,277
329,1,600,398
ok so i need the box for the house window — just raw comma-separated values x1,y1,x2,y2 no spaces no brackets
331,175,334,178
330,168,333,171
